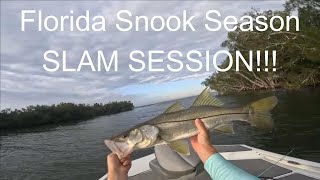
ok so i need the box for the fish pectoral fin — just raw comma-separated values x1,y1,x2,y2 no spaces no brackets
169,140,190,156
163,101,183,113
214,123,235,134
192,87,224,107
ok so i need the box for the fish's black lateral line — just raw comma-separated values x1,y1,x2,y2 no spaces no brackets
108,111,264,139
156,112,250,125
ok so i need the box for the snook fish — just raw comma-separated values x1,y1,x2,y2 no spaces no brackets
105,88,278,158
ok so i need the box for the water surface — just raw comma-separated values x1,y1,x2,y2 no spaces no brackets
1,88,320,180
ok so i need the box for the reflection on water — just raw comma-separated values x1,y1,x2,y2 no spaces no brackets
1,88,320,180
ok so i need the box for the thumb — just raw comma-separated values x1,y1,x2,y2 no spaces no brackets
195,119,208,134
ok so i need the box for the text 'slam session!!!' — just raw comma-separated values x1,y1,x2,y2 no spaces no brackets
43,50,277,73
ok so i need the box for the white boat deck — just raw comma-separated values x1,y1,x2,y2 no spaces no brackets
100,145,320,180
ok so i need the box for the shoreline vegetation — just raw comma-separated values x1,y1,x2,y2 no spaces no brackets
0,101,134,130
203,0,320,94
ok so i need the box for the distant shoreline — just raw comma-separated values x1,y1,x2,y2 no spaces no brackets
0,101,134,131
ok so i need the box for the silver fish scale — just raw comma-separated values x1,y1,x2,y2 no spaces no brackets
108,106,248,141
150,106,249,142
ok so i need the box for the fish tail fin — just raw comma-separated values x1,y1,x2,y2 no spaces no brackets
247,96,278,130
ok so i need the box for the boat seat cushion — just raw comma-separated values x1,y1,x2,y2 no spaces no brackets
150,140,201,178
149,159,197,179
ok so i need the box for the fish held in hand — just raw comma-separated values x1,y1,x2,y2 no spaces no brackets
104,88,278,158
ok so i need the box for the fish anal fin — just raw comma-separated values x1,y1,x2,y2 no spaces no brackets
169,140,190,155
192,88,224,107
214,123,235,134
163,102,183,114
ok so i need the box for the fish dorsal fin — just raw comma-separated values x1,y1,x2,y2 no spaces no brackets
192,88,224,107
169,140,190,155
163,102,183,113
214,123,235,134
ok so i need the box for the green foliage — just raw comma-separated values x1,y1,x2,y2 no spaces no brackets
203,0,320,94
0,101,134,129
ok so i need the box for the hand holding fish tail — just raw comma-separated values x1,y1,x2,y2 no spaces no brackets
190,118,217,163
107,153,132,180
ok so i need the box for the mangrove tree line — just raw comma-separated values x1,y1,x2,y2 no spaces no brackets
203,0,320,94
0,101,134,129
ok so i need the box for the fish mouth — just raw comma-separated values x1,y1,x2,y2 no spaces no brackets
104,140,133,158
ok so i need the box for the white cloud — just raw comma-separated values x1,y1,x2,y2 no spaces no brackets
0,1,285,108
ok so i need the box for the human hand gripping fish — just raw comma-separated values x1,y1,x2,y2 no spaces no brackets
190,118,218,162
107,153,131,180
104,88,278,158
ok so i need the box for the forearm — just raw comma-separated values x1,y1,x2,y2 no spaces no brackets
204,153,259,180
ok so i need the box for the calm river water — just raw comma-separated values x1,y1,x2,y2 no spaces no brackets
1,88,320,180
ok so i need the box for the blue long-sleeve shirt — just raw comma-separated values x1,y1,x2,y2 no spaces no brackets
204,153,259,180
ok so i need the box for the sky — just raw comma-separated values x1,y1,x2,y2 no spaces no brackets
0,1,285,109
